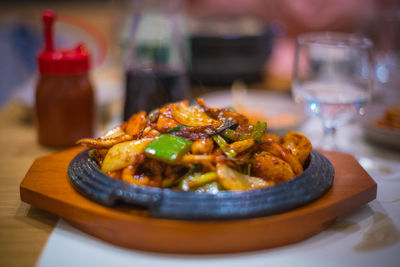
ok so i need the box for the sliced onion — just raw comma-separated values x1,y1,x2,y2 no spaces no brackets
216,163,273,191
101,138,154,173
171,102,222,128
216,163,250,190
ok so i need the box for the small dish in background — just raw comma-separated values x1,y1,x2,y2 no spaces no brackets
363,105,400,150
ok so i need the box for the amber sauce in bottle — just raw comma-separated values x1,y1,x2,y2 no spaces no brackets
36,10,95,148
36,73,94,147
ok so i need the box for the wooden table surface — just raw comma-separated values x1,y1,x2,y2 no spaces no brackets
0,102,59,267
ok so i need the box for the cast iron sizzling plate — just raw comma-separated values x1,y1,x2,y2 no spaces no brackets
68,149,334,220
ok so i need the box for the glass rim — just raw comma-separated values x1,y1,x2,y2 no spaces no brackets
297,32,373,49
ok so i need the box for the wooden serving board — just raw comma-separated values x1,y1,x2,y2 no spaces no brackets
20,147,376,254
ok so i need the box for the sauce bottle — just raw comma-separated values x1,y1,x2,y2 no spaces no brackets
123,0,189,121
36,10,95,148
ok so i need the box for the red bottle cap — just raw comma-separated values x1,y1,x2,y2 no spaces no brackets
38,10,90,74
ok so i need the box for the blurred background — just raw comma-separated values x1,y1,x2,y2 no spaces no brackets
0,0,399,133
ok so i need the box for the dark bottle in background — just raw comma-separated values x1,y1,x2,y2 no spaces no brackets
124,68,188,120
123,0,189,120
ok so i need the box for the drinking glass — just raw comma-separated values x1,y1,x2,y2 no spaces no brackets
292,32,374,150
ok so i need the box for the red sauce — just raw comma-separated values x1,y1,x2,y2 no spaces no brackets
35,73,94,148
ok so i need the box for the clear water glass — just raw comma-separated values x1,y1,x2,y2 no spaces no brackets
292,32,374,150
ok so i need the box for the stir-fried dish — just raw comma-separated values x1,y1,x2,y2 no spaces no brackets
77,99,312,193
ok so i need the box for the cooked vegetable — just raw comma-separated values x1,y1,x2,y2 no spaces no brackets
216,163,272,191
78,98,312,192
222,121,267,141
216,163,250,190
101,138,153,173
167,125,189,133
179,172,218,191
248,177,275,189
252,121,268,140
145,134,192,164
211,134,236,158
227,139,255,154
171,102,222,127
195,181,222,194
221,129,236,141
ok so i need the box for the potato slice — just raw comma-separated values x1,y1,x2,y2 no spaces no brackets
101,138,153,173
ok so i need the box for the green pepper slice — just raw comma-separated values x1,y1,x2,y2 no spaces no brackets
222,121,267,141
145,134,192,164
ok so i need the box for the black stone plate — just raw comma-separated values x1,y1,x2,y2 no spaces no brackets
68,150,334,220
